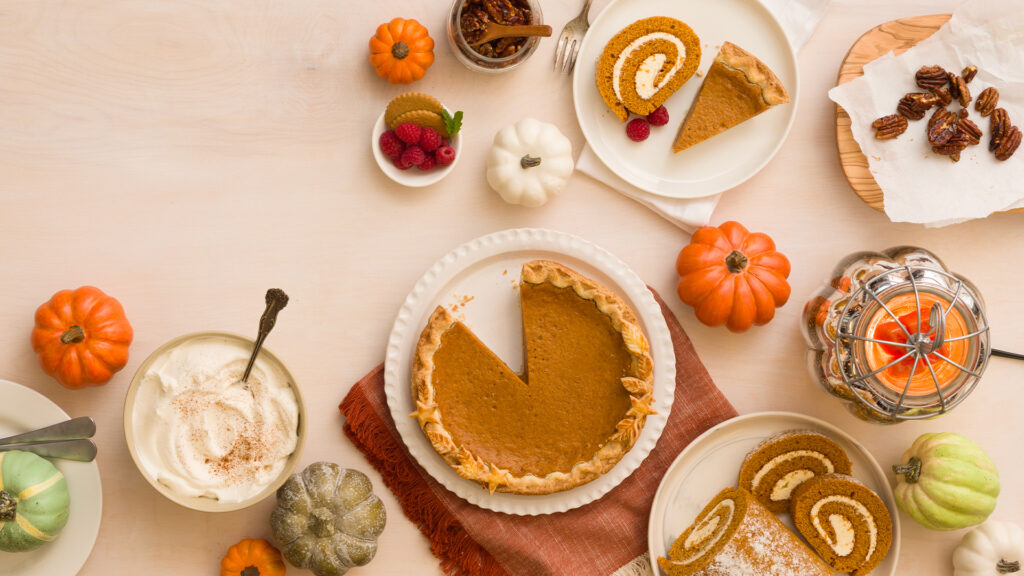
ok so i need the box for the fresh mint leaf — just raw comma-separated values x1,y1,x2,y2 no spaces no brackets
442,109,463,137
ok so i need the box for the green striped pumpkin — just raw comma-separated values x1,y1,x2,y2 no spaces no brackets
0,451,70,552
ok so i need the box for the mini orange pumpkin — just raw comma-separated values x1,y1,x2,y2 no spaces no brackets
676,221,791,332
369,18,434,84
221,538,285,576
31,286,133,389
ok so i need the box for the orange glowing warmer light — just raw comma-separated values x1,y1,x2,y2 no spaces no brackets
865,291,970,396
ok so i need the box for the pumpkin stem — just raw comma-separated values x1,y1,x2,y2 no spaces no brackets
725,250,748,274
310,507,336,538
892,457,922,483
0,490,16,522
240,567,260,576
998,560,1021,574
60,325,86,344
520,154,542,169
391,41,409,60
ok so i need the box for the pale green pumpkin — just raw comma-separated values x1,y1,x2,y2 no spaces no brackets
0,451,70,552
893,432,999,531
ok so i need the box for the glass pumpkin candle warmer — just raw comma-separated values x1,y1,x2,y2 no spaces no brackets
802,247,991,423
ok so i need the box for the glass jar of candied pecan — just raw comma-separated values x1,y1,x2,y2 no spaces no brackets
447,0,543,72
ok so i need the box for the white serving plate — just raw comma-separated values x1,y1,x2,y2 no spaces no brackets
0,380,102,576
573,0,799,199
384,228,675,515
648,411,900,575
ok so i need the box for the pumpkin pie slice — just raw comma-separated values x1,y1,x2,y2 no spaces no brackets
673,42,790,153
412,260,654,495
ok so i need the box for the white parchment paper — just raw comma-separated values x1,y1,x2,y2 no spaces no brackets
828,0,1024,227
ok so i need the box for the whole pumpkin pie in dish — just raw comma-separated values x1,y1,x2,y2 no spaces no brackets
673,41,790,153
411,260,655,495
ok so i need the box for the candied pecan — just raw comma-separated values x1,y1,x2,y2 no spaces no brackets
990,108,1009,151
995,125,1021,160
933,132,970,159
916,65,948,90
932,87,953,107
947,74,970,107
975,87,999,116
948,73,961,99
958,116,982,145
872,114,909,139
927,108,957,145
897,92,940,120
962,65,978,83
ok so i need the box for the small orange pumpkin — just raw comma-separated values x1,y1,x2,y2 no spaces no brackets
676,221,791,332
220,538,286,576
369,18,434,84
31,286,133,389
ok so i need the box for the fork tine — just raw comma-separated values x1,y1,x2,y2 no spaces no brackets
563,38,577,74
554,34,568,71
567,38,581,74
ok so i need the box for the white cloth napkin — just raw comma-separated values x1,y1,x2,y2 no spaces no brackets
828,0,1024,227
576,0,831,232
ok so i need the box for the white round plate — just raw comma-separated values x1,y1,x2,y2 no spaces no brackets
648,411,900,576
384,228,675,515
370,111,461,188
0,380,102,576
573,0,799,199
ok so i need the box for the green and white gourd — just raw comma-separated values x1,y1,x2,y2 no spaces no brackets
893,432,999,531
0,451,70,552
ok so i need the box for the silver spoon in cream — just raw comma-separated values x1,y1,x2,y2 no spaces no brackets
242,288,289,385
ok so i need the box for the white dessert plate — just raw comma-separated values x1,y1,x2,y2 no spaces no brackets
647,411,900,576
371,111,461,188
384,228,676,515
573,0,799,199
0,380,102,576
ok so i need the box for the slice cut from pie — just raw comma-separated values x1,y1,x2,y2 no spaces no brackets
673,41,790,153
411,260,655,495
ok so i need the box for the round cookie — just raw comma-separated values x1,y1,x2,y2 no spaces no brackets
385,93,444,128
394,109,448,138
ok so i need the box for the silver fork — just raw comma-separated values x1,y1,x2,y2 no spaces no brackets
554,0,593,74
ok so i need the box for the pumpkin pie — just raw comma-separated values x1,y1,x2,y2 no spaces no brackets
411,260,655,495
673,42,789,153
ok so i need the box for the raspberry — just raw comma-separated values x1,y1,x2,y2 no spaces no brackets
393,155,414,170
419,127,442,152
435,145,456,166
626,118,650,142
647,106,669,126
401,145,426,167
379,130,405,159
395,122,422,145
417,154,437,171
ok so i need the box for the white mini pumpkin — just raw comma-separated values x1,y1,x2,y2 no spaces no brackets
486,118,574,207
953,521,1024,576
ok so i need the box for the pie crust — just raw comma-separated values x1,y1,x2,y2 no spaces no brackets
411,260,655,495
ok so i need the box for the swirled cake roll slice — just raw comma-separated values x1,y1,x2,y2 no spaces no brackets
596,17,701,121
790,474,893,576
657,487,833,576
738,430,852,513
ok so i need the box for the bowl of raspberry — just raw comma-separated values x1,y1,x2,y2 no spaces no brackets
372,111,462,187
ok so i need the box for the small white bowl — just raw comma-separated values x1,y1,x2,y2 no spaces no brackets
371,110,462,187
123,331,306,513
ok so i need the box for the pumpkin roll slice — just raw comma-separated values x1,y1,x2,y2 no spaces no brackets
738,429,852,513
790,474,893,576
657,487,832,576
596,17,701,121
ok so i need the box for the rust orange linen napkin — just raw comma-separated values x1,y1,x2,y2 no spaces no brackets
339,290,737,576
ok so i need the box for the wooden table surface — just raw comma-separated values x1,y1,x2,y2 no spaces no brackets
1,0,1021,574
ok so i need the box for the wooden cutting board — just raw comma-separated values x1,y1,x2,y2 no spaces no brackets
834,13,1024,215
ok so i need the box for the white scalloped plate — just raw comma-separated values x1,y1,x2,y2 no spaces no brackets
648,411,900,576
384,228,675,515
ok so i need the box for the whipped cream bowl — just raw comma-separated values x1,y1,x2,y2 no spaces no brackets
123,331,306,512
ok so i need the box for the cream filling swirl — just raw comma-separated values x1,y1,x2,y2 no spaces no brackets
612,32,687,101
674,498,735,565
751,450,835,499
810,496,878,560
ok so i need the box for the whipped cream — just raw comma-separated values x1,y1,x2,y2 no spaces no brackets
810,495,878,560
133,335,299,503
679,498,734,564
612,32,687,101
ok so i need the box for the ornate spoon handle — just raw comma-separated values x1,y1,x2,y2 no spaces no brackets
242,288,289,383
